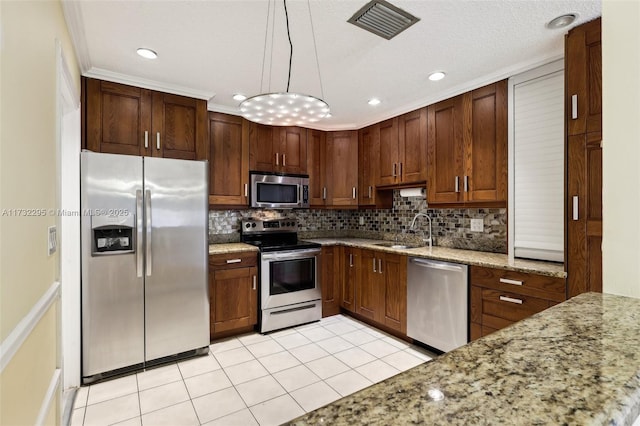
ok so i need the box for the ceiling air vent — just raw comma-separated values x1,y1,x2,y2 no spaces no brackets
348,0,420,40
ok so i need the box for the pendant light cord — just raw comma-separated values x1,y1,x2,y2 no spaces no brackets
307,0,325,100
283,0,293,92
259,0,271,94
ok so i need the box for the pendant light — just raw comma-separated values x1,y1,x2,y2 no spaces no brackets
239,0,330,126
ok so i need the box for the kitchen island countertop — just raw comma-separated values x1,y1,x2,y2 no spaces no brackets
287,292,640,425
302,237,565,278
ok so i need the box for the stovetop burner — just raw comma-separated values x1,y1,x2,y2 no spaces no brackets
240,218,321,252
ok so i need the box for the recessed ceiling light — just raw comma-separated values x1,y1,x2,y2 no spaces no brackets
546,13,577,29
428,71,446,81
136,48,157,59
233,94,247,101
368,98,381,106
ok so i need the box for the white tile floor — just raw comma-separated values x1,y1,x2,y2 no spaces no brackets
71,314,434,426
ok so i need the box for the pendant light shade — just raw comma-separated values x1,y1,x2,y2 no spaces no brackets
240,0,329,126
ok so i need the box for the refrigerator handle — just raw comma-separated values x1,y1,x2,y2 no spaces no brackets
145,189,152,276
136,190,143,278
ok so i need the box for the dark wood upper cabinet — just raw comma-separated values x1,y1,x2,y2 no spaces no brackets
398,108,428,184
249,124,307,174
566,17,602,136
427,81,507,206
208,112,249,207
326,131,359,207
83,77,206,160
377,118,399,186
308,129,327,207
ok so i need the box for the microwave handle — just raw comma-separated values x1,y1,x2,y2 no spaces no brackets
299,184,302,206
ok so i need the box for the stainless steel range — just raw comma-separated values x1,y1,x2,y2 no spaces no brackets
240,219,322,333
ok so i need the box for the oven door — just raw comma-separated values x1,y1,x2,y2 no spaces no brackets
260,248,321,310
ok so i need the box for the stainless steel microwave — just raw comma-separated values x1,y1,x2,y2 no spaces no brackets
250,172,310,209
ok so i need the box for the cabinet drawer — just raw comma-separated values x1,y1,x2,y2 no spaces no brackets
470,266,565,302
481,289,551,323
210,252,257,269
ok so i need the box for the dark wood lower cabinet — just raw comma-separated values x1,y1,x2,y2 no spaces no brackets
321,247,341,317
209,252,258,340
469,266,566,340
340,247,359,312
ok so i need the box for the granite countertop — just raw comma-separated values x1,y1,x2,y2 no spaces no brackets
288,292,640,425
208,243,258,255
302,238,566,278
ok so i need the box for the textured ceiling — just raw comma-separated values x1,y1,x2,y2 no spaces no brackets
63,0,601,130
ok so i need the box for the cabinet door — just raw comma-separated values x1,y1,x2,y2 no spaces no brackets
208,112,249,207
210,266,257,335
427,96,464,203
567,132,602,297
377,118,399,186
151,92,207,160
566,18,601,136
84,78,152,156
398,108,427,184
340,247,359,312
249,122,277,172
358,124,380,206
308,129,327,207
321,247,340,317
382,254,407,333
464,81,507,203
356,250,382,322
326,131,358,207
278,126,308,174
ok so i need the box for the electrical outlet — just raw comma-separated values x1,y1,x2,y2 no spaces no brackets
48,225,57,256
359,216,365,225
470,218,484,233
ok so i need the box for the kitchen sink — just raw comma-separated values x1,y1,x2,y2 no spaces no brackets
373,242,422,249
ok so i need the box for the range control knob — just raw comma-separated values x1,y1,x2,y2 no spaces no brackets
245,223,251,229
252,222,257,228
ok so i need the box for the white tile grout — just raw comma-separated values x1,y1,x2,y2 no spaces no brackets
73,314,435,425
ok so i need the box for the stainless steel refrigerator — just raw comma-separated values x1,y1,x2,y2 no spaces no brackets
80,151,209,383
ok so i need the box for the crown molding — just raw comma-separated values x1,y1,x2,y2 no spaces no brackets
61,0,91,73
83,68,216,100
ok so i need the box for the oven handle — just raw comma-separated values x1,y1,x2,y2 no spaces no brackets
261,248,321,261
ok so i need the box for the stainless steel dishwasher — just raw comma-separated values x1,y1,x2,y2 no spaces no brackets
407,257,468,352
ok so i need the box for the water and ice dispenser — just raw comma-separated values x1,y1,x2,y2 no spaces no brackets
91,213,135,255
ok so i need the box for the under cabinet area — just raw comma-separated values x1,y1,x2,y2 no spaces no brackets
83,77,208,160
208,252,258,340
469,265,566,340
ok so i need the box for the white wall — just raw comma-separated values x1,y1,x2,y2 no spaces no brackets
602,0,640,298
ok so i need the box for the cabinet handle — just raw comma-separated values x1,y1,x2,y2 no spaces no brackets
500,296,523,305
349,253,353,267
156,132,160,150
378,258,382,274
283,154,286,166
244,183,248,197
392,163,397,177
323,187,327,200
373,258,376,273
275,152,279,166
455,176,460,193
352,187,356,199
464,175,469,192
572,196,579,221
226,259,242,264
399,162,403,180
499,278,523,286
253,275,256,290
144,131,149,149
571,94,578,120
368,186,372,199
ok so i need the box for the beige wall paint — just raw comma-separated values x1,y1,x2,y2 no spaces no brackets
0,0,79,424
602,0,640,298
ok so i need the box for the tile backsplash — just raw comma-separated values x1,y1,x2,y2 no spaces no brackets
209,190,507,253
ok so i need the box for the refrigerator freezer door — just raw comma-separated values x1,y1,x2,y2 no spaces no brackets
143,157,209,361
81,152,145,378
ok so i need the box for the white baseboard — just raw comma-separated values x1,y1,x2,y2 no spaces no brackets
0,281,60,372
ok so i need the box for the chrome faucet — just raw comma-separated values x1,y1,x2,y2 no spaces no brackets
410,212,433,248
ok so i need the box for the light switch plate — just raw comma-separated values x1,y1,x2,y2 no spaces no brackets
48,226,57,256
359,216,365,225
470,218,484,233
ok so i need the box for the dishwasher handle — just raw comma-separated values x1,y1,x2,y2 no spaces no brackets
409,258,464,273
